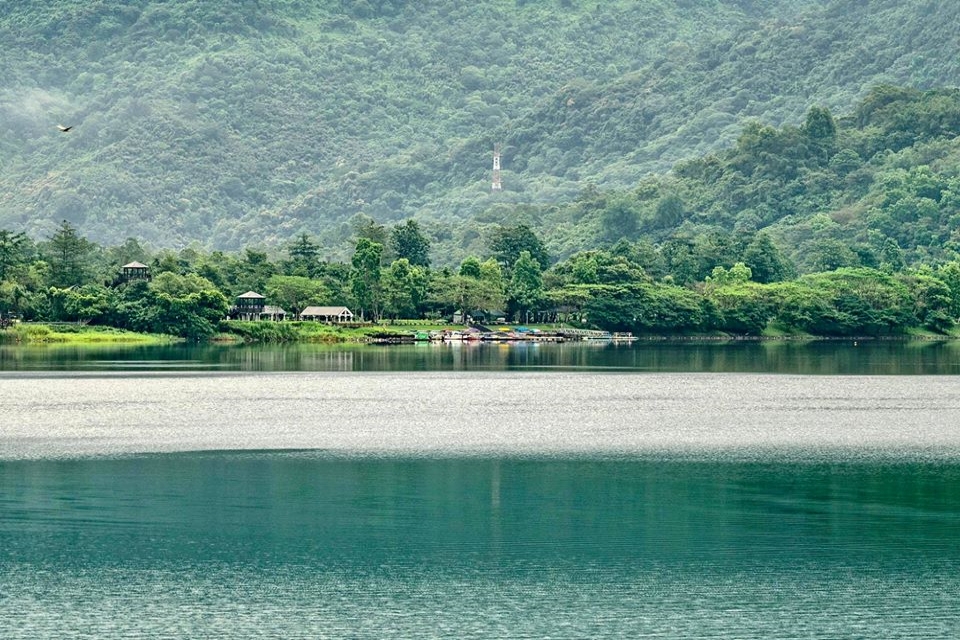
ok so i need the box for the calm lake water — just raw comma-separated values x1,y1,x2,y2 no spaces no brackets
2,337,960,374
2,342,960,638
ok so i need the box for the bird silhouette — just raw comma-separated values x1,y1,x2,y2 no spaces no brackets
57,124,73,132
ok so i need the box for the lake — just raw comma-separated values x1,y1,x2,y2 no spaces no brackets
2,337,960,373
2,341,960,637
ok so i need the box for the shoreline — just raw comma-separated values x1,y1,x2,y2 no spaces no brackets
0,324,179,346
3,321,957,347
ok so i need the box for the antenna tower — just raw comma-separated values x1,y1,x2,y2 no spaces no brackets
491,143,502,192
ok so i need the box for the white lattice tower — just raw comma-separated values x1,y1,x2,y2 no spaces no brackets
492,143,502,191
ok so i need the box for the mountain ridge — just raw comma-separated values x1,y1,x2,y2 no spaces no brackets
1,0,957,263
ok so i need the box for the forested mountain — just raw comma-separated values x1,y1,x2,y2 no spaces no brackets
1,0,958,264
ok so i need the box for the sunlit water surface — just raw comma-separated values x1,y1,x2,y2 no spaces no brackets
2,343,960,638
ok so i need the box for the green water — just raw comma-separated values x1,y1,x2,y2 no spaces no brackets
2,338,960,373
2,342,960,637
3,454,959,637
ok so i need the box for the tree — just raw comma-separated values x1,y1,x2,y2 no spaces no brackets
652,193,686,229
508,251,543,323
150,272,219,297
742,233,794,283
488,224,550,271
265,275,328,318
351,215,389,249
43,221,96,288
704,280,774,334
231,249,277,294
543,284,593,323
433,273,503,323
937,261,960,320
706,262,752,285
900,271,953,332
350,238,383,321
458,256,482,279
479,257,505,303
803,106,837,144
286,233,321,276
382,258,428,319
48,284,112,324
390,219,431,267
583,283,706,334
804,238,860,273
0,230,30,281
879,237,905,272
144,289,230,339
788,269,914,336
110,274,230,339
600,196,638,241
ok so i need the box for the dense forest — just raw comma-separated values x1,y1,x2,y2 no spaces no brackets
3,0,960,264
2,208,960,340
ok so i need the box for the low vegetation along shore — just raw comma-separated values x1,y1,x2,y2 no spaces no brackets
0,323,176,345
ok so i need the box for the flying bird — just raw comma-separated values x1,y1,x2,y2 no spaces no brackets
57,125,73,132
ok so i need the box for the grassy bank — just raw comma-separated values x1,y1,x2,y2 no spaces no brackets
219,320,467,343
0,323,178,345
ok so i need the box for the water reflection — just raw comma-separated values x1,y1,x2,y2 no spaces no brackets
2,339,959,374
3,454,959,637
3,454,959,570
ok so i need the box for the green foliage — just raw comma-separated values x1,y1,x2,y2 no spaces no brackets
704,280,775,334
41,221,97,288
265,274,328,317
48,284,112,323
507,250,544,322
150,272,219,296
0,230,31,281
803,106,838,145
285,234,322,277
224,321,301,343
2,216,959,338
10,67,960,345
488,224,550,271
2,1,960,272
742,233,795,283
390,220,431,268
458,256,483,279
129,288,229,339
583,283,707,335
600,196,639,242
382,258,428,319
775,268,914,336
350,238,384,320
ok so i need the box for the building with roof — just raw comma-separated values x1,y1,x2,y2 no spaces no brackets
235,291,266,321
120,261,150,282
299,306,354,323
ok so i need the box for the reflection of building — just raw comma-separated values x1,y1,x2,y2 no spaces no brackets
121,261,150,281
299,306,354,323
235,291,266,320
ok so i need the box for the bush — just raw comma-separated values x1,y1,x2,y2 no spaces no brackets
224,321,301,343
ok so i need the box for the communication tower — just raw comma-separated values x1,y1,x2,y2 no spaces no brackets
491,143,502,192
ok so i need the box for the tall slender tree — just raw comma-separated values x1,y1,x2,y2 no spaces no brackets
390,220,431,268
44,220,95,288
350,238,383,321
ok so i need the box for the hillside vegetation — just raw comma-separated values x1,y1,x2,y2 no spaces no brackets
1,0,958,263
526,85,960,276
